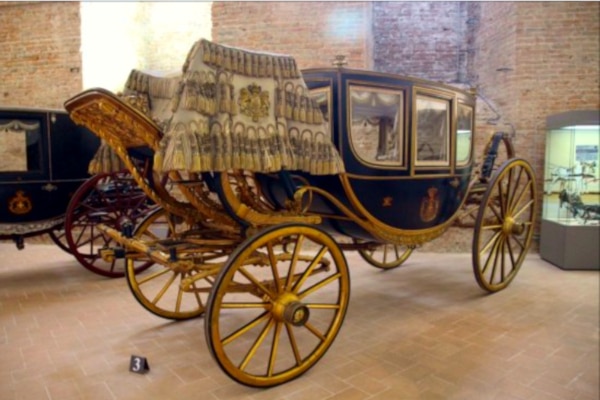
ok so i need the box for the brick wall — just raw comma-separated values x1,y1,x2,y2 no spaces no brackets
467,2,600,248
211,1,372,70
372,1,468,82
514,2,600,189
1,2,598,251
0,2,81,109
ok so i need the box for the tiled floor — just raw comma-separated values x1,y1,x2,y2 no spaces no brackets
0,242,598,400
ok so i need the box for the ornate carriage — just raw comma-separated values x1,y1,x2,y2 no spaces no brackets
64,38,537,387
0,107,99,249
0,106,156,277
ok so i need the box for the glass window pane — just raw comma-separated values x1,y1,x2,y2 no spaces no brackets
0,119,41,172
456,104,473,165
309,87,331,138
350,86,403,166
415,95,449,166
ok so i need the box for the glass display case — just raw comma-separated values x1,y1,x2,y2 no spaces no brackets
540,110,599,270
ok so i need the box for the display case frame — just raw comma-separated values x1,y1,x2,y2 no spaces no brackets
540,110,599,270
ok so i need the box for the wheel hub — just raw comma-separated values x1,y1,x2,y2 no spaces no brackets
272,292,310,326
503,216,525,236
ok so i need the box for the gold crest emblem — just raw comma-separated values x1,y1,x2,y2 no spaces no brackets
239,83,270,122
382,196,393,207
420,187,439,222
9,190,32,215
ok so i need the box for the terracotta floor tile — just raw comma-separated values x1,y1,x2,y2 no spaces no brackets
0,244,597,400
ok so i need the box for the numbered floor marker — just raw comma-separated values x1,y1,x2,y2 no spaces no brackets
129,355,150,374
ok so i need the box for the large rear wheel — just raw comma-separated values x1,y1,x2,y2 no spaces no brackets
473,158,537,292
205,223,350,387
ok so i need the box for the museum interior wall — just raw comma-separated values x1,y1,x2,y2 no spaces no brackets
0,1,597,251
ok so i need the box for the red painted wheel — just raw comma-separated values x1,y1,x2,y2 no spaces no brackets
64,172,156,277
47,223,72,254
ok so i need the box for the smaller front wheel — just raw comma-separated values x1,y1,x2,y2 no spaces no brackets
205,223,350,387
356,241,413,270
126,208,221,320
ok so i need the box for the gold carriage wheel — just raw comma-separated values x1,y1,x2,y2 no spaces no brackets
205,223,350,387
125,208,209,320
473,158,537,292
354,240,413,270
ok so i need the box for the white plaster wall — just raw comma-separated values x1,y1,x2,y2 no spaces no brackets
81,2,212,92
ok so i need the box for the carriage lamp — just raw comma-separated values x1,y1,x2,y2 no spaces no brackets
332,55,348,67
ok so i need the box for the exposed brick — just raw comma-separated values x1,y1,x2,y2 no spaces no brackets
0,2,81,109
1,2,597,252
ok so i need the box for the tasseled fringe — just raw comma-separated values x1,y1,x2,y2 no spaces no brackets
274,86,323,125
196,39,301,80
150,38,345,176
154,122,344,175
88,141,125,174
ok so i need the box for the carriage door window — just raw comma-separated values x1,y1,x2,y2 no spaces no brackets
415,94,450,167
0,119,41,172
456,104,473,166
349,86,404,167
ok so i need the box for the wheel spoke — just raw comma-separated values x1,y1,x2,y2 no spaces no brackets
285,322,302,366
298,273,341,300
239,318,275,371
286,234,305,291
497,179,507,218
505,165,517,205
303,321,326,342
481,232,502,275
479,229,502,255
137,266,172,285
292,246,327,293
267,242,282,293
482,223,503,231
488,236,503,284
222,311,270,346
175,277,184,313
188,274,205,308
306,303,341,310
512,198,535,220
508,170,527,211
151,271,178,304
239,266,276,300
267,322,283,377
221,302,270,309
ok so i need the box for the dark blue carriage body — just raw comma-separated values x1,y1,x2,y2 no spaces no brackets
256,68,476,239
0,107,100,230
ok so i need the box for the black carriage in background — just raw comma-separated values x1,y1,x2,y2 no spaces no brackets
0,107,154,277
0,107,99,249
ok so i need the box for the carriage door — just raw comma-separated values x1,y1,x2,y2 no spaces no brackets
341,81,426,229
0,111,51,223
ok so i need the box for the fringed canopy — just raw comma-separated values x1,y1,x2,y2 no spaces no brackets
89,38,344,176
